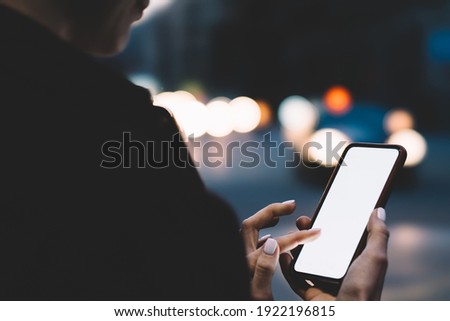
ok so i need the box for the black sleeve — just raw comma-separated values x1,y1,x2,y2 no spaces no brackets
0,70,251,300
115,104,251,300
198,192,251,300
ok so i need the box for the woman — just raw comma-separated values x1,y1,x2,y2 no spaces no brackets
0,0,388,300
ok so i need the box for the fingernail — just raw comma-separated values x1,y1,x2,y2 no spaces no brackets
263,238,278,255
377,208,386,221
283,200,296,205
301,228,321,243
258,234,272,243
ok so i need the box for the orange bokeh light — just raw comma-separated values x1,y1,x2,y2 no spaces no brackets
256,100,273,128
323,86,353,115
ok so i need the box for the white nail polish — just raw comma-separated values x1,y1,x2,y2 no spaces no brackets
263,238,277,255
258,234,272,243
283,200,296,205
305,279,315,287
377,208,386,221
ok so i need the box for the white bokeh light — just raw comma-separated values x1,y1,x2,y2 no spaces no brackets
387,129,427,167
153,91,209,138
206,98,234,137
278,95,319,133
153,91,196,112
230,97,262,133
175,101,209,138
172,90,197,104
153,91,176,111
307,129,351,167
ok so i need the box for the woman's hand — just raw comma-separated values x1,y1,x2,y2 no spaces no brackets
280,208,389,301
241,201,321,300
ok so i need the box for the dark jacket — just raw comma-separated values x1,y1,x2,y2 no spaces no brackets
0,5,250,300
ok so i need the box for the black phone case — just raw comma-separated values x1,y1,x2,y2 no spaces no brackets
291,142,407,295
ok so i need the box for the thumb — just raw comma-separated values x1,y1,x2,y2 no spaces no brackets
365,208,389,260
251,238,279,300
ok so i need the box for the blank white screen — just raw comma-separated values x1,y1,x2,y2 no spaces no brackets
294,147,399,279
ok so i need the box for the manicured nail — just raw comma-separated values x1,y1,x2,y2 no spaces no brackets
377,208,386,221
258,234,272,243
283,200,296,205
301,228,321,243
263,238,278,255
305,279,315,287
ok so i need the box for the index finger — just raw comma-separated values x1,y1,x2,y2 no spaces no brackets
275,228,321,253
241,201,296,253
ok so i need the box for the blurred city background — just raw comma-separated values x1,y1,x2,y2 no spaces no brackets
104,0,450,300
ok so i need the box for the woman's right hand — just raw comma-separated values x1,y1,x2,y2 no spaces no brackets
280,208,389,301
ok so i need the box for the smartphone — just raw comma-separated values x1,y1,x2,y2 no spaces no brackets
293,143,406,292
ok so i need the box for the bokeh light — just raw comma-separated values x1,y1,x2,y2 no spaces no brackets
206,98,234,137
153,91,175,111
282,128,311,152
390,225,428,251
387,129,427,167
155,93,263,137
256,100,273,129
153,92,182,115
153,91,209,138
176,101,209,138
153,90,197,110
384,109,415,134
172,90,197,104
278,95,319,133
230,97,262,133
307,128,351,167
323,86,353,116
